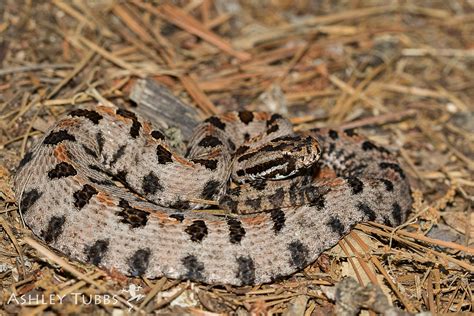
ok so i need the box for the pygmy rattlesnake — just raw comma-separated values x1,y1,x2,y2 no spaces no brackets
15,105,412,285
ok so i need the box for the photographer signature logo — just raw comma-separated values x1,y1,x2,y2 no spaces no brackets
121,284,146,310
7,284,145,311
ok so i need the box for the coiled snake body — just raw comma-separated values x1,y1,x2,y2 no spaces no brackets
15,105,412,285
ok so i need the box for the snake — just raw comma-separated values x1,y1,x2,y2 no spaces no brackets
14,105,412,286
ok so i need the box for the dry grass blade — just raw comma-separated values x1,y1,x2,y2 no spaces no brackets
0,217,25,277
133,1,251,61
0,64,74,76
362,222,474,255
112,4,154,44
349,231,418,313
139,277,167,309
78,36,144,77
46,51,95,99
52,0,96,29
180,75,219,115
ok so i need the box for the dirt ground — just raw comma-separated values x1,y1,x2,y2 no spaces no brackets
0,1,473,315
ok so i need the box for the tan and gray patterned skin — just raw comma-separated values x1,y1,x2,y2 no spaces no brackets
14,105,412,286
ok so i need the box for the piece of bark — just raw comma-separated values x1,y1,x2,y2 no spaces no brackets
130,79,200,139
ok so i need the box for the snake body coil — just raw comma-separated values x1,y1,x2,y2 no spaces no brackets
15,105,412,285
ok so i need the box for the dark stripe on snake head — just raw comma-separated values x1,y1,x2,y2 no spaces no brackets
243,157,295,179
69,109,103,124
169,213,184,222
117,199,149,228
182,254,206,281
227,218,246,244
73,184,98,209
261,143,287,152
288,240,309,269
142,172,163,195
151,130,165,140
327,217,345,235
237,150,260,162
185,220,208,242
392,202,402,224
198,136,223,148
116,108,141,138
238,111,254,124
201,180,221,200
244,133,250,141
18,152,34,170
379,162,406,179
269,187,285,208
236,256,255,285
235,145,250,156
357,202,376,221
271,208,285,233
156,145,173,164
205,116,226,130
48,162,77,179
268,160,297,179
345,177,364,194
41,215,66,243
236,143,289,163
85,239,109,265
128,248,151,276
378,178,394,191
43,130,76,145
191,159,218,170
272,135,301,143
329,130,339,140
20,189,43,214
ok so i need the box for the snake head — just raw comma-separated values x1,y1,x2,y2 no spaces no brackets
232,134,321,182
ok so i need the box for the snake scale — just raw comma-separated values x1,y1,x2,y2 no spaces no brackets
14,105,412,286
